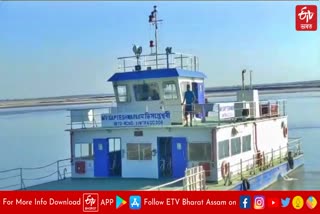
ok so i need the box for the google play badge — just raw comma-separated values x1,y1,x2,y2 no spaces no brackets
116,196,127,209
306,196,317,209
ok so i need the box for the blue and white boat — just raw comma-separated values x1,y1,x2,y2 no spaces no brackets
66,6,304,191
0,6,304,191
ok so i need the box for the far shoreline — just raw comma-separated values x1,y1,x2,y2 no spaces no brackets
0,88,319,110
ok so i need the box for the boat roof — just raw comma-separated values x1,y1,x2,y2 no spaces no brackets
107,68,207,82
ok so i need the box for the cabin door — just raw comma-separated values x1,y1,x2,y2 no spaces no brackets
158,137,172,178
93,138,110,177
195,82,205,104
171,137,188,178
192,82,205,120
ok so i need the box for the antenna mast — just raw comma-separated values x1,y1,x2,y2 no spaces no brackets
149,5,162,69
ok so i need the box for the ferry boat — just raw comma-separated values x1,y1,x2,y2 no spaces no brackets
0,6,304,191
65,6,304,191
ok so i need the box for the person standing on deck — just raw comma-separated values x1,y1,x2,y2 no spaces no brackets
181,84,196,127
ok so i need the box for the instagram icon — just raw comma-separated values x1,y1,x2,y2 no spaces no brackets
254,196,265,210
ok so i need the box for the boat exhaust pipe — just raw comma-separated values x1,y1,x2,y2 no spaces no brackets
250,70,253,89
242,69,246,90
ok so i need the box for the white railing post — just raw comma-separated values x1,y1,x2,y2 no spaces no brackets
148,165,207,191
240,159,243,180
253,154,256,175
271,148,274,166
279,145,282,163
217,104,221,125
268,101,271,117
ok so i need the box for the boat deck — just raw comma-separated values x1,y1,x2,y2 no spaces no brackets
25,178,184,191
23,154,304,191
25,177,232,191
67,115,286,132
67,115,221,131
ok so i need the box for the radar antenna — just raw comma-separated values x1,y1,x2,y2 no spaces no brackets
149,5,163,69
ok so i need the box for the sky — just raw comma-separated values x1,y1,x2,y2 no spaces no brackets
0,1,319,99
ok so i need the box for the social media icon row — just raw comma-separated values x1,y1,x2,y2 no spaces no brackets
240,195,317,209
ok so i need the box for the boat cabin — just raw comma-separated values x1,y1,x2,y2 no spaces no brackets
109,53,206,125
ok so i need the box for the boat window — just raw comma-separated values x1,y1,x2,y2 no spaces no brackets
242,135,251,152
116,85,129,102
134,83,160,101
163,82,178,100
218,140,230,159
127,143,152,160
109,138,121,152
188,143,211,161
74,143,93,159
231,137,241,156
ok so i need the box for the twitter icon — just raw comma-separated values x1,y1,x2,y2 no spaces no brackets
281,198,290,207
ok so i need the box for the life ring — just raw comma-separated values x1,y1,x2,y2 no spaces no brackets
242,178,250,191
221,161,229,179
283,127,288,137
282,122,288,137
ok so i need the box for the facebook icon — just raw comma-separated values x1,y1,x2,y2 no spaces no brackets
240,196,251,209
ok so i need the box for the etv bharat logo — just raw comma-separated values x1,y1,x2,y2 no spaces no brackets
296,5,317,31
83,193,99,212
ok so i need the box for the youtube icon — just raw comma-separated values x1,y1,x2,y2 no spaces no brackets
267,198,280,208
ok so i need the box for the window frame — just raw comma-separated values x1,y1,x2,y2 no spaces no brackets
74,143,93,159
218,139,230,160
242,135,252,153
115,84,129,103
133,83,160,101
163,81,178,100
188,142,212,161
231,137,241,156
127,143,152,160
108,137,121,152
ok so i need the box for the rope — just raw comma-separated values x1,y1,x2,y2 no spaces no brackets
0,183,20,190
0,168,21,174
0,174,20,181
58,164,71,168
22,161,57,170
23,171,57,181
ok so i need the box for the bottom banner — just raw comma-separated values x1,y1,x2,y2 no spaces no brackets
0,191,319,213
